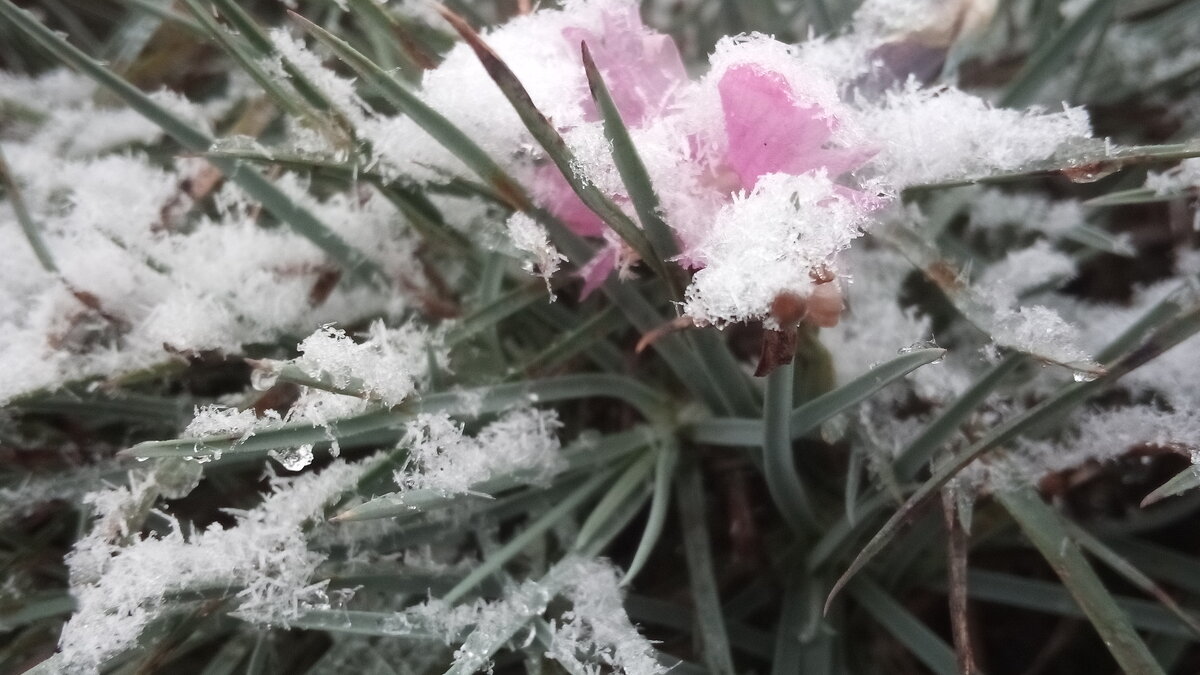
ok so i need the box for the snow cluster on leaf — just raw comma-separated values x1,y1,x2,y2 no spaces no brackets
56,459,367,674
397,408,565,495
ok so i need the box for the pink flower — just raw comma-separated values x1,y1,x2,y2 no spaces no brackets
531,11,871,298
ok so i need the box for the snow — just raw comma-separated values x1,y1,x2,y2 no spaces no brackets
682,172,872,328
857,82,1092,187
57,459,368,674
397,408,565,495
505,211,567,291
294,321,441,407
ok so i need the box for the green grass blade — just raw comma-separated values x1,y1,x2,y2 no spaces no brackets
674,451,736,675
580,41,682,296
848,578,959,675
446,282,546,345
198,634,254,675
0,144,56,272
1001,0,1120,107
1141,466,1200,506
996,489,1168,674
543,221,737,414
1086,187,1191,207
206,0,331,113
962,570,1200,640
903,140,1200,192
113,0,205,36
178,0,309,119
513,304,622,376
437,8,668,285
622,440,678,585
574,451,654,550
0,592,75,632
687,348,947,446
440,470,613,605
764,358,817,534
770,575,813,675
1063,519,1200,637
894,353,1026,480
335,427,651,521
125,374,671,460
790,347,947,436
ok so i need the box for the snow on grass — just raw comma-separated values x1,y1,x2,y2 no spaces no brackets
397,408,565,496
57,459,368,674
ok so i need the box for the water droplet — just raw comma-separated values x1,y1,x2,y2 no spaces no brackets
1061,161,1120,183
251,364,280,391
269,444,314,471
899,340,943,362
1072,369,1099,383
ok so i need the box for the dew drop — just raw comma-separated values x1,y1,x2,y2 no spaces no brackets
1072,369,1099,383
251,364,279,391
899,340,944,362
1061,161,1120,184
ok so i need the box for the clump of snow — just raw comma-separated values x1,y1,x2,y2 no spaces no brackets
294,321,442,407
505,212,566,292
682,173,871,328
185,405,280,442
369,557,663,675
857,82,1091,187
546,558,665,675
992,305,1092,367
398,408,564,495
58,459,368,674
994,405,1200,488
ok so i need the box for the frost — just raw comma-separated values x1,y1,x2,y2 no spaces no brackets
57,460,368,674
986,406,1200,488
398,408,565,495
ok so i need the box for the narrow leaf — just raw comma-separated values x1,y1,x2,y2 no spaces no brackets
675,452,736,675
997,487,1166,675
580,41,682,297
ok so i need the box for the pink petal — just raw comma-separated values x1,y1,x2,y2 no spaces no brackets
577,243,619,299
719,65,845,189
564,7,687,126
530,164,607,237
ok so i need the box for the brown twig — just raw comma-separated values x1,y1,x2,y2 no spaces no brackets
942,486,978,675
